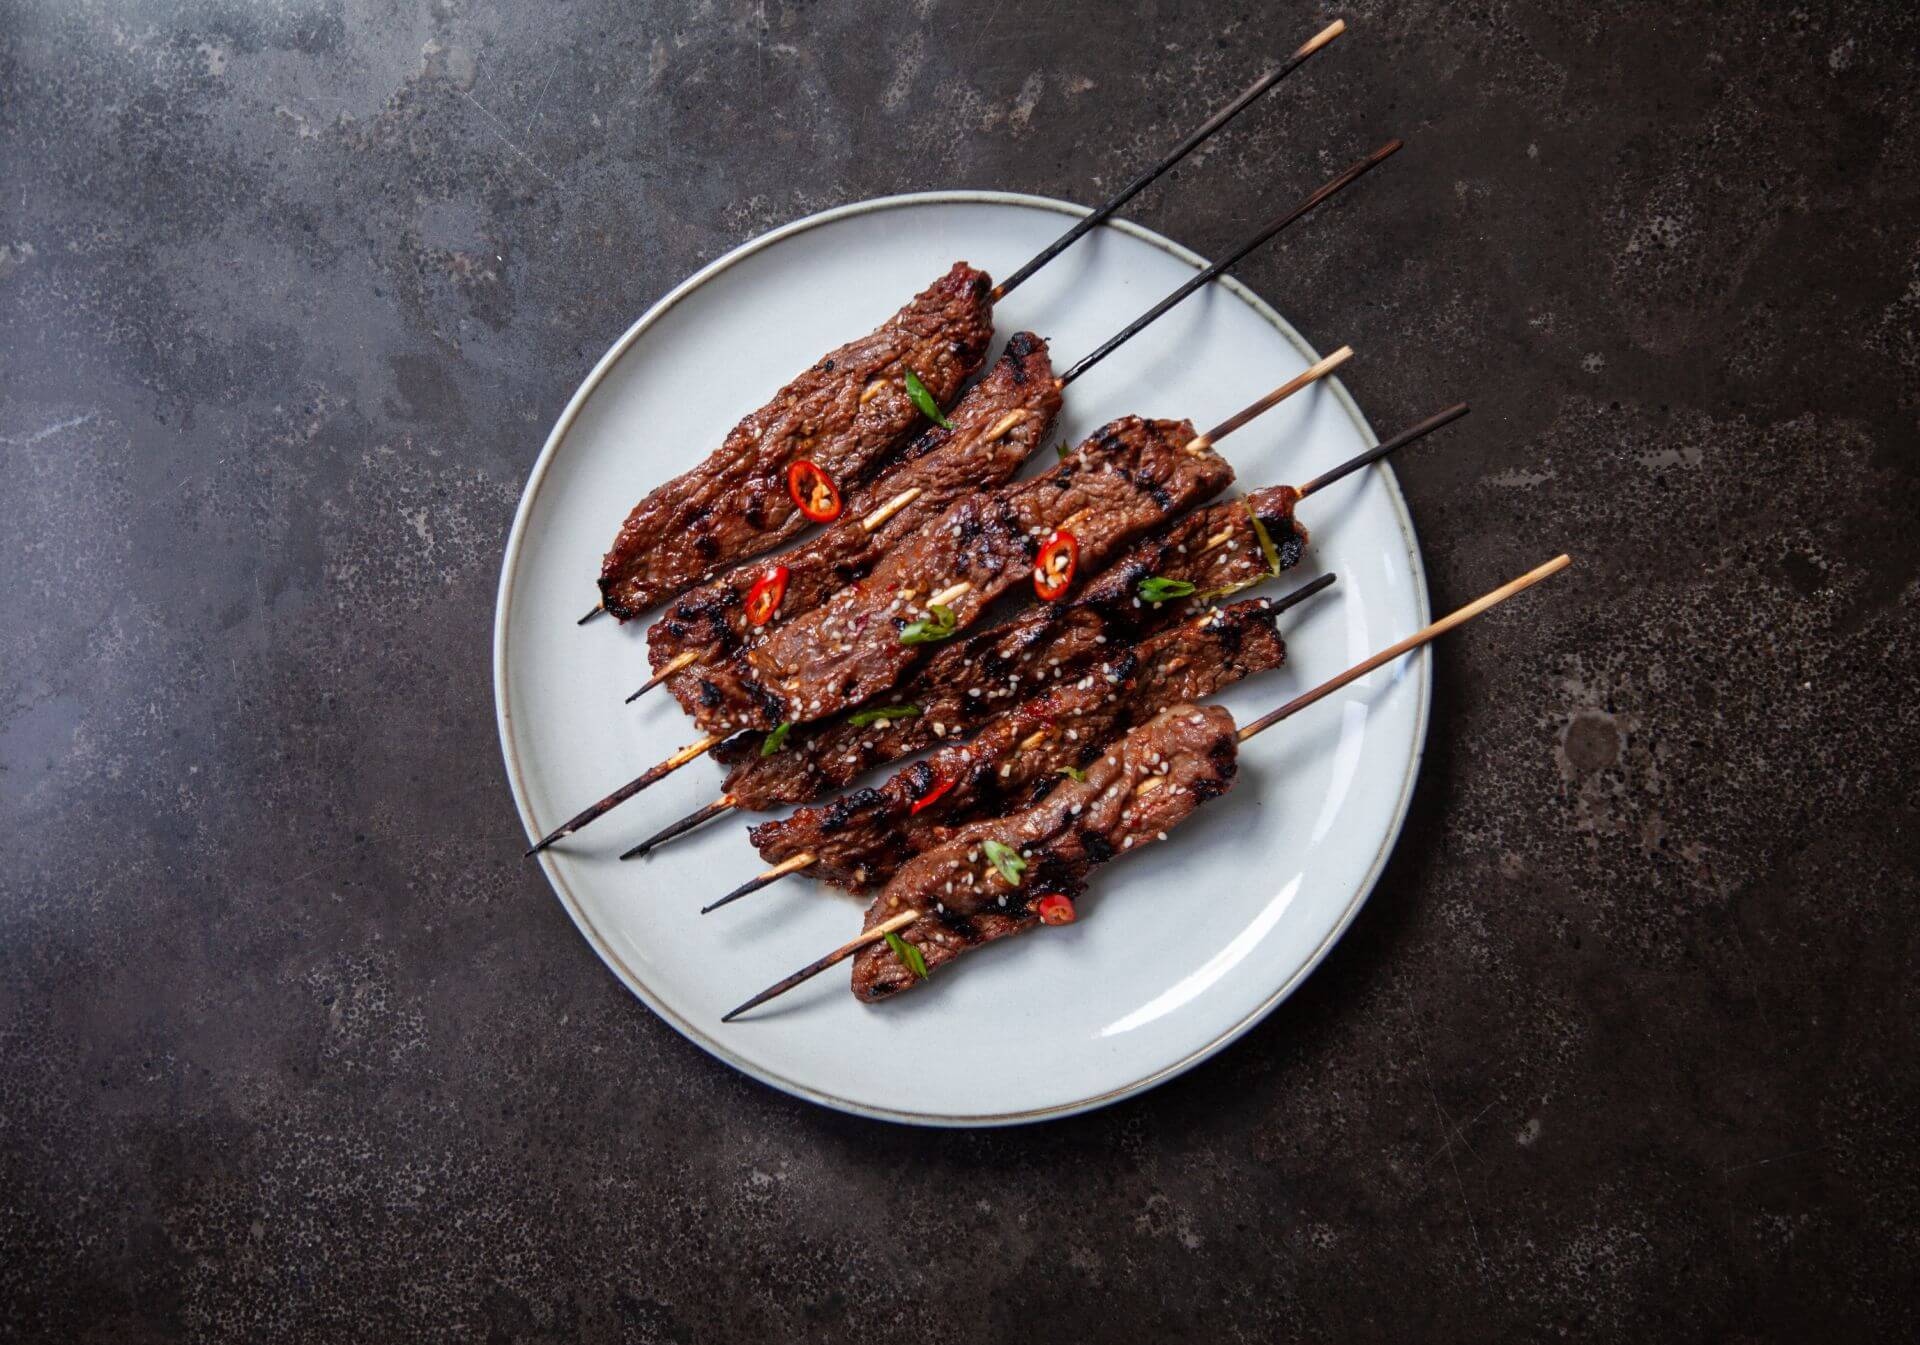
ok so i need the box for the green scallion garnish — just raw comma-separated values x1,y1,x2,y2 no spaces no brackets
982,838,1026,886
847,704,921,728
760,721,792,757
884,930,930,979
903,369,954,430
1247,500,1284,576
1137,576,1197,603
900,602,958,645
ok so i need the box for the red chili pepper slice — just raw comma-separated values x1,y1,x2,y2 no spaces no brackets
910,776,956,815
744,565,790,627
1035,893,1076,925
786,459,843,523
1034,528,1078,601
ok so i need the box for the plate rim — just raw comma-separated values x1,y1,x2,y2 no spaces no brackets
492,189,1432,1126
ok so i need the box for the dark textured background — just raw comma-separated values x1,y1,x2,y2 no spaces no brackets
4,0,1917,1339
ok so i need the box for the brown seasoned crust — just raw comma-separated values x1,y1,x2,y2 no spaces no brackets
714,485,1304,809
850,703,1240,1001
684,417,1235,736
747,597,1286,890
648,332,1061,695
597,262,994,618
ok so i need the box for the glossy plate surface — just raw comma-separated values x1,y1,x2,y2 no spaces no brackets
494,192,1430,1125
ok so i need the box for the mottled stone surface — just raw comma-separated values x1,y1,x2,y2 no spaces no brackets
3,1,1917,1339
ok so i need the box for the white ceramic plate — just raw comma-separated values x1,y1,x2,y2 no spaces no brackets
494,192,1430,1126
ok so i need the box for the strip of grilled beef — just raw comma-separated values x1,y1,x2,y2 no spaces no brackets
748,597,1283,890
850,702,1238,1001
647,333,1061,692
597,262,995,618
712,485,1303,808
682,417,1236,735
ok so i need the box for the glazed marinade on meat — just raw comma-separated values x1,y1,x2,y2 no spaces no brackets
683,416,1237,736
748,597,1286,890
646,333,1062,697
850,702,1240,1001
711,485,1304,808
597,262,996,619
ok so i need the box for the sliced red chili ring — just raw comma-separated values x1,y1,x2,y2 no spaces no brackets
910,776,956,815
1035,893,1077,925
1033,528,1079,601
786,458,843,523
744,564,790,627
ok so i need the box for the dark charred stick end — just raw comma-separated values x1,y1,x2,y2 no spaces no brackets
620,797,737,861
1298,401,1469,497
578,604,605,625
1267,571,1337,617
702,870,786,915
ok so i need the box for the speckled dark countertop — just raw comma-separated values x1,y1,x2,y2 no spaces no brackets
3,1,1917,1339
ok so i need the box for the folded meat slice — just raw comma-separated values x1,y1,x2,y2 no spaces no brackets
598,261,995,618
650,332,1061,706
851,702,1240,1001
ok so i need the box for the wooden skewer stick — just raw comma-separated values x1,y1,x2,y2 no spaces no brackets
990,19,1347,303
1238,554,1572,743
720,555,1573,1021
627,648,709,703
621,794,739,861
1188,347,1352,453
618,397,1473,859
698,572,1340,908
721,910,920,1022
579,603,607,625
523,733,723,856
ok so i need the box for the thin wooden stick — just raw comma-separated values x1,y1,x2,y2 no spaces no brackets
1238,555,1573,743
721,910,921,1022
1189,347,1353,451
620,794,738,861
721,556,1573,1021
579,603,606,625
523,733,723,856
1297,402,1469,496
626,648,706,704
1056,139,1403,388
703,853,817,914
989,19,1346,303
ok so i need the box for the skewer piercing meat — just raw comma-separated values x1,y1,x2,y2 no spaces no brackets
851,702,1238,1001
597,262,995,618
645,333,1062,684
684,417,1236,736
748,596,1287,891
711,485,1304,809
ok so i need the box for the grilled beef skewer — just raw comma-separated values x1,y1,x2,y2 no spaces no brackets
586,21,1347,622
598,263,995,620
641,333,1062,697
723,586,1324,905
722,554,1576,1019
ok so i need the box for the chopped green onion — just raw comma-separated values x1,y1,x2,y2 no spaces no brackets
848,704,921,728
982,838,1026,886
1057,765,1087,782
759,721,793,756
1247,500,1284,576
1054,441,1071,461
903,369,954,429
1136,576,1197,603
900,602,958,645
884,930,929,979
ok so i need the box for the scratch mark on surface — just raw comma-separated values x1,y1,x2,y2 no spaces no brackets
1,411,97,447
1722,1147,1825,1176
460,90,553,182
523,66,558,136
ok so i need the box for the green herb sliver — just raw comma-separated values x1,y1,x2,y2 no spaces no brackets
760,722,792,757
884,930,930,980
903,369,954,430
847,704,920,728
900,602,958,645
1247,500,1284,577
982,838,1026,886
1057,765,1087,782
1137,576,1197,603
1197,576,1266,604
